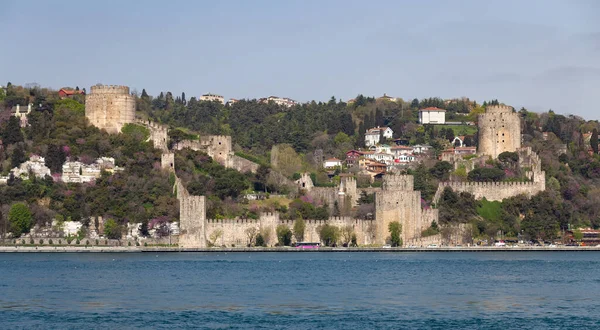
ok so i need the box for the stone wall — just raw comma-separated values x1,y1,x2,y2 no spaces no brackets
228,154,260,174
85,85,136,134
176,178,207,248
205,213,377,247
135,119,169,151
433,180,545,203
375,174,435,245
478,105,521,159
161,153,175,172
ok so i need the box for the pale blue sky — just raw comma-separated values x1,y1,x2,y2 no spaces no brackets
1,0,599,118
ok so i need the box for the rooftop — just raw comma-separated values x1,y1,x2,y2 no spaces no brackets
420,107,446,112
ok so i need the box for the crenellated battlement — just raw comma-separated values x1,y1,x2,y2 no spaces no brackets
382,174,414,191
89,84,130,95
86,84,136,134
434,176,545,203
484,105,513,114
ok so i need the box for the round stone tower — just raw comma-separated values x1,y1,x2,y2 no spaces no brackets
85,84,136,134
478,105,521,159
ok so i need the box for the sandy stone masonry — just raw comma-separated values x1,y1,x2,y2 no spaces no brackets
85,85,136,134
478,105,521,159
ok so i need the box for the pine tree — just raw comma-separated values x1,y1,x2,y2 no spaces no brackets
45,144,66,174
3,117,24,145
141,89,149,99
591,128,599,154
11,144,26,168
358,121,366,148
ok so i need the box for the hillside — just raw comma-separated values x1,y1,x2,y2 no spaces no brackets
1,83,600,244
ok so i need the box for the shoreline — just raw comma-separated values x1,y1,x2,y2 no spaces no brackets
1,246,600,253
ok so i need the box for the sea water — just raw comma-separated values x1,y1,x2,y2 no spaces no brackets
1,252,599,329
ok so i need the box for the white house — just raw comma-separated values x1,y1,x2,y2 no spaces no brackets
419,107,446,124
391,146,413,157
412,144,432,154
365,126,394,147
323,157,342,168
364,152,394,165
394,154,416,164
200,93,225,105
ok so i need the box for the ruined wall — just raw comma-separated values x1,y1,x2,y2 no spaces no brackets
228,155,260,174
85,85,135,134
174,136,233,167
135,119,169,151
176,178,207,248
478,105,521,159
200,135,232,165
161,153,175,172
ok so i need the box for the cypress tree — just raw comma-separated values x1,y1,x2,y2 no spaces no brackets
591,128,599,154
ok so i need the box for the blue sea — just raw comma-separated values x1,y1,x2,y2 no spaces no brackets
1,252,599,329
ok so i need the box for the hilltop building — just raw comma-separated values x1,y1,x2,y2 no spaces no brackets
199,93,225,105
58,88,85,99
85,84,136,134
477,105,520,159
419,107,446,124
11,104,32,127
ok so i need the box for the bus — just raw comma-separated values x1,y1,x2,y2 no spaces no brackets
294,242,321,249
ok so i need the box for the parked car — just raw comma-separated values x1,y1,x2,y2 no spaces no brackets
427,244,438,248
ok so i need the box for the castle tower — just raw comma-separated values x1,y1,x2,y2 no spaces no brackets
85,84,136,134
478,105,521,159
375,174,423,245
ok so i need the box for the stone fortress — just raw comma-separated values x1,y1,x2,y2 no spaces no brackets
433,104,546,203
477,105,521,159
85,84,136,134
82,85,541,248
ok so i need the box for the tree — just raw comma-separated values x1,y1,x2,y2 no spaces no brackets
10,144,27,169
318,224,339,246
245,227,258,246
45,144,67,174
445,128,455,142
293,219,305,242
388,221,402,247
104,219,122,239
3,116,24,145
468,167,506,182
255,233,266,247
340,225,354,246
430,161,453,180
8,203,32,237
591,128,599,154
276,225,292,246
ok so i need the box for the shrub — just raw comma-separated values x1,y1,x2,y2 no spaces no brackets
136,241,140,246
95,239,99,246
58,239,62,245
388,221,402,247
49,239,53,245
39,239,44,245
29,238,34,245
255,233,265,247
85,240,90,246
144,242,148,247
276,225,293,246
318,224,339,247
128,241,132,246
76,239,80,245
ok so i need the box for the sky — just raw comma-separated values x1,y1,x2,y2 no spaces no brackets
1,0,599,119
